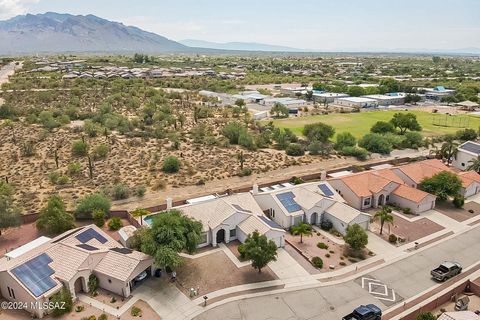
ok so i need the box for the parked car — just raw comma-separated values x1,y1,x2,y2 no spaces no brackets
134,270,148,282
431,261,462,282
342,304,382,320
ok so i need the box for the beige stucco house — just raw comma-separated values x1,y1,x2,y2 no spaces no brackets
0,225,153,319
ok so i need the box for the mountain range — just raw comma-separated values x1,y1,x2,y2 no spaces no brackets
0,12,188,54
179,39,305,52
0,12,479,55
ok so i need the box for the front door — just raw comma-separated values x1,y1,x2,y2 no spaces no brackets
216,229,225,244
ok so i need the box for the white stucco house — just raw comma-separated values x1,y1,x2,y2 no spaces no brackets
452,141,480,171
0,225,153,319
145,193,286,248
252,182,371,235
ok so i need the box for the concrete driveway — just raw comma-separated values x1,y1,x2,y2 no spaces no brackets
194,225,480,320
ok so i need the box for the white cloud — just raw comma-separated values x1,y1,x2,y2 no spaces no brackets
0,0,39,19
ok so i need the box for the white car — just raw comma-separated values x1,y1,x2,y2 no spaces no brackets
134,271,148,282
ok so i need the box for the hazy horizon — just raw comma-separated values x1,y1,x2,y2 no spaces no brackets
1,0,479,52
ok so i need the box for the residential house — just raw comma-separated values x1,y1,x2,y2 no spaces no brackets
252,182,371,235
452,141,480,171
145,193,286,248
328,169,436,214
0,225,153,319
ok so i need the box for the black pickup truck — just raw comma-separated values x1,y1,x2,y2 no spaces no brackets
431,261,462,282
342,304,382,320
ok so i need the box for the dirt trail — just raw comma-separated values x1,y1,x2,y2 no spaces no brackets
112,148,431,211
0,61,22,106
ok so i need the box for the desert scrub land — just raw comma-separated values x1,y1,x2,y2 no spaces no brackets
0,62,325,213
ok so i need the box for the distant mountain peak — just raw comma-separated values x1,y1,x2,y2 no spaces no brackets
0,12,188,54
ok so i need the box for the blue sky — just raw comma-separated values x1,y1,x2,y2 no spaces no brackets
1,0,480,51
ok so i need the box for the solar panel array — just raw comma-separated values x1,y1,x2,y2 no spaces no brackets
75,228,108,244
259,216,283,229
231,204,252,213
461,142,480,155
318,184,334,197
276,192,301,213
76,244,99,251
110,247,133,254
11,253,56,297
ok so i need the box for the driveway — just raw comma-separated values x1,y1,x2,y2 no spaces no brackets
194,225,480,320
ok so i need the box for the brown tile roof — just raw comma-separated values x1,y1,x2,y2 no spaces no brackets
392,185,433,203
332,171,400,197
459,171,480,186
396,159,454,184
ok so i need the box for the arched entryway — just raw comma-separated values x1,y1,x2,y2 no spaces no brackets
74,277,85,294
378,194,385,206
216,229,225,244
310,212,318,225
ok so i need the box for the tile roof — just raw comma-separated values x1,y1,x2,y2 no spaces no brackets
1,225,152,298
459,171,480,184
331,171,400,197
395,159,453,184
392,185,432,203
238,215,271,236
324,201,370,224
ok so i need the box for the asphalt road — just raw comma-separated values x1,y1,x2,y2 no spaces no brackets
194,226,480,320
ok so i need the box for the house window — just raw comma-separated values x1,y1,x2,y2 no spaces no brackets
7,286,12,298
230,229,236,238
386,195,390,202
200,232,208,244
11,288,15,299
363,197,371,206
269,209,275,218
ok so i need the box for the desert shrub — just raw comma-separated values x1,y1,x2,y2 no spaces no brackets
75,193,111,219
135,185,146,197
57,175,69,185
320,219,333,231
49,171,60,185
402,131,423,149
286,143,305,156
88,274,99,295
87,315,97,320
75,305,84,312
453,195,465,208
317,242,329,250
93,209,106,227
92,144,109,159
162,156,180,173
389,234,398,243
339,261,346,266
112,184,130,200
329,250,335,254
67,162,82,176
98,314,108,320
340,146,369,161
131,306,142,317
290,176,304,185
238,243,246,259
325,253,331,258
358,133,392,154
72,140,89,157
50,287,73,316
311,256,323,269
238,167,253,177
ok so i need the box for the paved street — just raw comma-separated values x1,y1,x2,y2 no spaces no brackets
194,225,480,320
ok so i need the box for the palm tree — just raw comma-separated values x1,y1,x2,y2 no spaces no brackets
440,140,458,166
291,222,313,243
373,206,394,235
467,156,480,173
131,208,150,226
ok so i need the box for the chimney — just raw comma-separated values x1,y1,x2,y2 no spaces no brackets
320,171,327,181
166,197,173,210
252,184,259,195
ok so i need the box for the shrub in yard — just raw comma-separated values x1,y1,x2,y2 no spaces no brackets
402,207,413,215
325,253,331,258
50,287,73,316
99,314,108,320
317,242,329,250
320,219,333,231
75,193,112,219
93,209,106,227
290,176,304,185
453,195,465,208
88,274,99,295
75,305,84,312
238,243,246,259
135,185,146,197
108,217,123,231
388,234,398,243
110,296,117,303
88,316,97,320
162,156,180,173
131,306,142,317
329,250,335,254
286,143,305,156
339,261,346,266
311,256,323,269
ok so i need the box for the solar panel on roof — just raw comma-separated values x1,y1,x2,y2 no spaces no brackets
276,192,301,213
110,247,133,254
75,228,108,244
461,142,480,155
76,244,99,251
11,253,57,297
259,216,283,229
318,184,334,197
231,204,252,213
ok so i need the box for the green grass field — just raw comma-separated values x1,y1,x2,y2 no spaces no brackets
268,110,480,139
